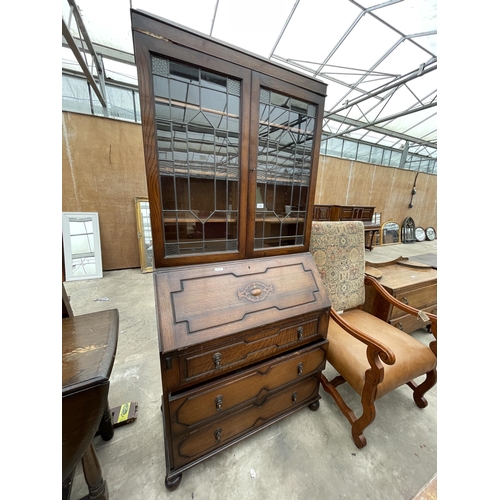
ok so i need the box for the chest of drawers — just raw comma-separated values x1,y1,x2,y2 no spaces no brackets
363,261,437,333
154,252,331,490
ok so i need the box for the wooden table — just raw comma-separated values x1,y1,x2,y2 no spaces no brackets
62,309,119,500
363,259,437,333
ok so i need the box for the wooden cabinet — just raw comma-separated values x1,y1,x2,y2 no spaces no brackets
363,261,437,333
154,252,331,489
313,204,380,250
312,204,376,223
312,205,332,221
330,204,375,222
131,10,330,491
132,10,327,269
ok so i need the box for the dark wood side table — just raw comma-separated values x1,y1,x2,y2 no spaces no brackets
62,309,119,500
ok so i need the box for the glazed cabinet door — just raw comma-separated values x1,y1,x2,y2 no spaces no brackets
150,54,251,265
247,74,325,259
132,10,326,268
134,33,252,268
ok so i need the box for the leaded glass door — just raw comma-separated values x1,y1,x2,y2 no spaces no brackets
133,13,326,268
253,88,316,250
247,74,324,258
151,55,247,260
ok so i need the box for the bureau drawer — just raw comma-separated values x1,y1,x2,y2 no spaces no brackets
179,317,322,385
391,284,437,319
389,305,437,333
170,340,327,428
171,375,320,468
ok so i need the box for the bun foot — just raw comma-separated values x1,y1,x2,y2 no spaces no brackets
308,401,320,411
165,474,182,491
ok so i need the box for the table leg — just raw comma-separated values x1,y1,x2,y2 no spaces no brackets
62,468,75,500
81,442,109,500
365,230,376,251
98,402,114,441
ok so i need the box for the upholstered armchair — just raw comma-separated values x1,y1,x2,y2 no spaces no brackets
310,221,437,449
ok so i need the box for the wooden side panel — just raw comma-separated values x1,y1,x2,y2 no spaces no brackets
315,156,437,232
62,112,148,270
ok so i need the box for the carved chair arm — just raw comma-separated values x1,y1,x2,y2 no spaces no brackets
329,308,396,366
364,275,437,340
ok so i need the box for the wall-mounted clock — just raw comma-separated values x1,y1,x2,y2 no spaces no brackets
425,227,436,241
415,227,426,242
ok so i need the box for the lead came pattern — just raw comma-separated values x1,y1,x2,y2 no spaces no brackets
254,88,317,250
151,55,241,258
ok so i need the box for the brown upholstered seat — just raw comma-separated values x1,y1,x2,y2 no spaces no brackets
326,309,436,400
310,220,437,448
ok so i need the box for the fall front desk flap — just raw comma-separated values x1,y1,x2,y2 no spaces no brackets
154,252,331,353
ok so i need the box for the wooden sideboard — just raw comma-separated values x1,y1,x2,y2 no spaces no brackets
154,252,331,490
363,260,437,333
312,205,333,221
330,205,375,222
313,204,381,250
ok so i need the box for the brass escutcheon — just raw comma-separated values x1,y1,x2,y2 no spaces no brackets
215,395,223,411
213,352,222,369
214,428,222,442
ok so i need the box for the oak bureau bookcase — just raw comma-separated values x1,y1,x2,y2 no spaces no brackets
131,9,330,491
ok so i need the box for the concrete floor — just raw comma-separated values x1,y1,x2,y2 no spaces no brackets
64,240,437,500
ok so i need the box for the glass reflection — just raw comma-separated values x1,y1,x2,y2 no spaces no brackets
254,89,316,250
152,55,241,257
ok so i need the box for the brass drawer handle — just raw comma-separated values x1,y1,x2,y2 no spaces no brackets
214,428,222,442
402,297,409,305
213,352,222,369
297,362,303,376
297,326,303,340
291,392,298,404
396,322,404,331
215,395,223,411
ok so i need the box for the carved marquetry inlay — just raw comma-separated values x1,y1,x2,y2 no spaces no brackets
237,281,273,302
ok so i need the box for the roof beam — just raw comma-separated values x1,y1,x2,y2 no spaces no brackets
62,37,136,65
324,60,437,118
62,18,106,108
323,105,437,149
62,0,107,108
351,0,436,60
313,0,404,77
209,0,220,36
269,0,301,58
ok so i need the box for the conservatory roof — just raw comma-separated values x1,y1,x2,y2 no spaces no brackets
62,0,437,160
